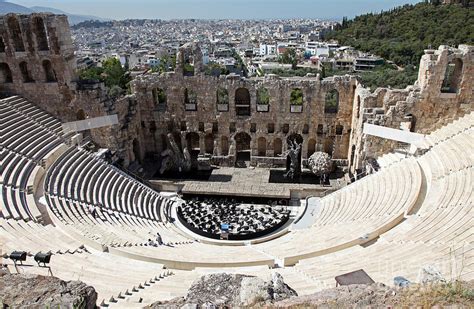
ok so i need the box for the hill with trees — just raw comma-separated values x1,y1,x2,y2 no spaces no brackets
326,1,473,66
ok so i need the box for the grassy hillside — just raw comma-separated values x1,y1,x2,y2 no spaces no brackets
326,2,474,66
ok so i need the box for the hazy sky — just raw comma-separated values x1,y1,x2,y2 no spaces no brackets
11,0,422,20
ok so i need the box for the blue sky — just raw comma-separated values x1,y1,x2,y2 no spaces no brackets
11,0,422,20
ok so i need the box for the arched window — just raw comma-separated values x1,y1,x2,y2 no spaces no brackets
19,61,34,83
0,37,5,53
307,139,316,157
204,134,214,154
356,95,361,118
42,60,56,82
184,88,197,111
216,87,229,105
336,125,344,135
32,16,49,51
235,88,251,116
7,16,25,52
132,139,141,163
0,63,13,83
152,88,166,106
325,89,339,114
441,59,463,94
257,137,267,156
186,132,200,151
290,88,303,105
221,136,229,156
273,138,282,156
217,87,229,111
256,87,270,112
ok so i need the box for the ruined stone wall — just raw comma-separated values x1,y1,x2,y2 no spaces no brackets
0,13,77,119
131,71,358,167
349,45,473,173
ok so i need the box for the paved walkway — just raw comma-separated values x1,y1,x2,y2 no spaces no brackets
292,197,322,230
180,167,325,199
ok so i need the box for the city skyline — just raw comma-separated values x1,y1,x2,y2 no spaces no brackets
9,0,422,20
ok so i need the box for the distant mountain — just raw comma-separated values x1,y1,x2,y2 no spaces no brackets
0,1,34,14
0,1,109,25
30,6,110,25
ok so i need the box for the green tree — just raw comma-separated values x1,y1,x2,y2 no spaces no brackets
279,48,298,70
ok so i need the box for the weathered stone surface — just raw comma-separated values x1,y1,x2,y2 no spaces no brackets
417,265,446,284
0,272,97,308
149,272,296,308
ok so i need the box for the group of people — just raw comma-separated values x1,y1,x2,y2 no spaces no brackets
178,197,290,237
147,232,166,247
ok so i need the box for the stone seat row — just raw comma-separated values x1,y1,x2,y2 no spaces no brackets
1,96,64,137
315,157,421,226
45,147,167,223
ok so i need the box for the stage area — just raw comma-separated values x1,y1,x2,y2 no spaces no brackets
152,167,340,199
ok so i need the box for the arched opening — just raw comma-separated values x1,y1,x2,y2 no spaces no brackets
42,60,56,82
76,109,86,120
204,133,214,154
325,89,339,114
235,88,251,116
350,145,356,168
19,61,34,83
441,58,463,94
257,137,266,156
307,138,316,157
336,125,344,135
0,37,5,53
290,88,303,105
273,138,282,157
7,16,25,52
32,16,49,51
256,87,270,112
356,96,361,118
186,132,200,151
405,113,417,132
153,88,166,107
221,136,229,156
183,51,195,76
0,63,13,83
160,134,168,151
186,132,200,162
132,139,141,163
184,88,197,111
234,132,251,164
216,87,229,105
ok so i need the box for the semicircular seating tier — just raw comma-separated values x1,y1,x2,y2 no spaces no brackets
1,96,472,306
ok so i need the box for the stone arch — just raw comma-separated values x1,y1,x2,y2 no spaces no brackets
0,37,5,53
257,137,267,156
7,16,25,52
325,89,339,114
152,88,166,106
235,88,251,116
441,58,463,94
132,138,141,163
186,132,200,151
32,16,49,51
307,138,316,157
0,63,13,83
273,138,283,156
356,95,361,118
221,136,229,156
204,133,214,154
19,61,34,83
42,60,56,82
235,132,251,152
76,109,86,120
184,88,197,110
